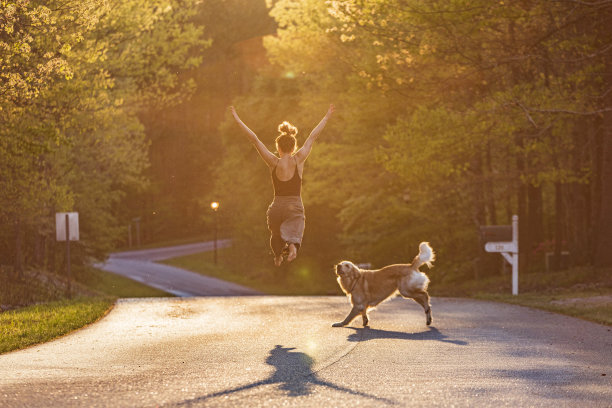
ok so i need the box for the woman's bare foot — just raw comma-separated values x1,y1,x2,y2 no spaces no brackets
287,244,297,262
274,255,283,267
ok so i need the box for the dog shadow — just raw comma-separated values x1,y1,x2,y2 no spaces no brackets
346,326,468,346
170,345,395,406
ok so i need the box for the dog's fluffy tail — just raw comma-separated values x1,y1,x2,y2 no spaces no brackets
411,242,435,270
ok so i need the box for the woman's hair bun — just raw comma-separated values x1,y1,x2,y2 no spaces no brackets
278,121,298,137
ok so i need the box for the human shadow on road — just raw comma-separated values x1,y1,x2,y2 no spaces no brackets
346,326,468,346
171,345,395,406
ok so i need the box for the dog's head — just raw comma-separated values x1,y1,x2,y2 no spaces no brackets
334,261,361,294
335,261,360,278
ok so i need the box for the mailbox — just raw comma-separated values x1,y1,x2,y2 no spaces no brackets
480,225,512,243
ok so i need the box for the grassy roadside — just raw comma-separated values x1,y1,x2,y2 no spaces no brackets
434,266,612,326
76,265,171,298
476,290,612,326
0,297,113,354
0,266,172,354
161,249,341,295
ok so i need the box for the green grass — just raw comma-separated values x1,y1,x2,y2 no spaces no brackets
1,266,172,355
165,251,612,326
161,249,341,296
431,265,612,326
476,288,612,326
0,297,114,354
76,266,171,298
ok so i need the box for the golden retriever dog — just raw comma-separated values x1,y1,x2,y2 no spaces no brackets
333,242,435,327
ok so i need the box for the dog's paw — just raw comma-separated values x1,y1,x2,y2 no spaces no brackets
425,308,432,326
332,322,344,327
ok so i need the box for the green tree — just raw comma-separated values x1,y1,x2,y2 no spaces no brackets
1,0,208,278
261,0,612,277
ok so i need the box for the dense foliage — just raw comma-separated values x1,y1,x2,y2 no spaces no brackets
3,0,611,294
215,0,612,284
1,0,207,277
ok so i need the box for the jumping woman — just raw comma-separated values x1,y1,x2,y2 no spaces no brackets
230,104,335,266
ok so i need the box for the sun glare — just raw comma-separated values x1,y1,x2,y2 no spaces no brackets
305,339,317,354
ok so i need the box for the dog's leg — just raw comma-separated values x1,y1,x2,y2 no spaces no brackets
361,309,369,327
332,305,362,327
411,290,432,326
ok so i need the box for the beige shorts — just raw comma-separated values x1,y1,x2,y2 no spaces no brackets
266,196,305,256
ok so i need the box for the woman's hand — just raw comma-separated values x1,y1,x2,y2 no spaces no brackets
326,104,335,118
229,106,238,118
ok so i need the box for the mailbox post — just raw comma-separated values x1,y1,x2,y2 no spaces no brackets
483,215,519,295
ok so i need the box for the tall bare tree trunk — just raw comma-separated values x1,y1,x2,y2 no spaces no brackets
14,220,24,278
516,132,530,272
552,182,564,270
485,140,498,225
568,124,592,265
528,184,543,244
594,120,612,266
472,152,489,279
34,233,43,268
594,52,612,266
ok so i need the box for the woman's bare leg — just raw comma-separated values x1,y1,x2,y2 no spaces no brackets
274,255,284,266
287,244,297,262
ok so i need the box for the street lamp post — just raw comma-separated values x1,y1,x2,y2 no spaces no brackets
211,201,219,264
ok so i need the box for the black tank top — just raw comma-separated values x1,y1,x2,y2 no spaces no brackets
272,159,302,196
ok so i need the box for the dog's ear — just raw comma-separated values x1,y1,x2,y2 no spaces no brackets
348,263,360,278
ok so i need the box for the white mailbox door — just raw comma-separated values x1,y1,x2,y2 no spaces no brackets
485,241,517,253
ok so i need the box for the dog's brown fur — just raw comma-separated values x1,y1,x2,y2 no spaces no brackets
333,242,435,327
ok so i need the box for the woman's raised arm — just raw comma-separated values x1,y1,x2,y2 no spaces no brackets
230,106,278,168
295,104,334,163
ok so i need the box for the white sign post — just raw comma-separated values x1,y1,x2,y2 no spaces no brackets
56,212,79,242
56,212,79,296
484,215,519,295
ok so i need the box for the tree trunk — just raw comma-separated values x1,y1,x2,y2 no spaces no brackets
594,124,612,266
552,182,564,271
485,140,498,225
594,52,612,266
34,233,43,268
528,184,543,246
14,221,24,278
472,153,488,279
472,153,487,227
516,133,530,272
567,182,591,265
567,123,592,266
48,237,56,275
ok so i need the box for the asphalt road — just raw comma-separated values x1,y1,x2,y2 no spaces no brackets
94,240,260,296
1,296,610,407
